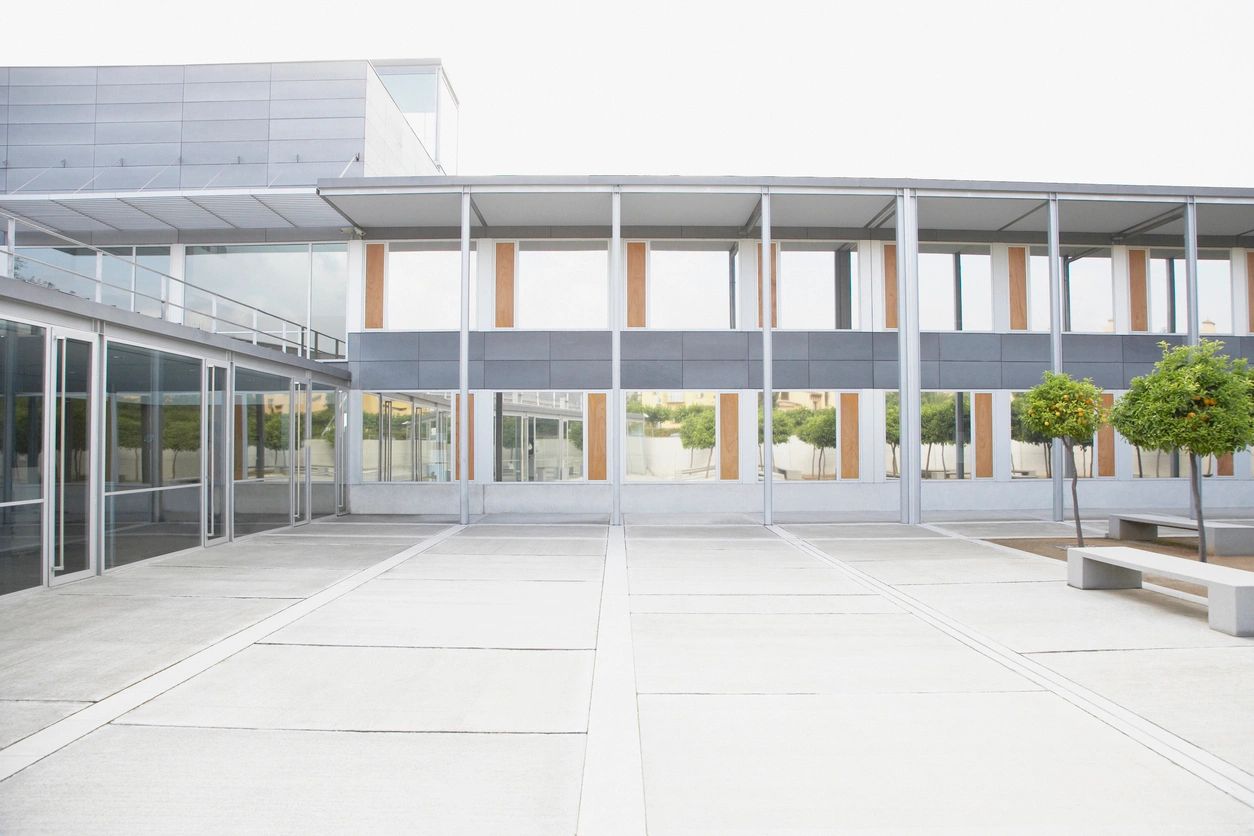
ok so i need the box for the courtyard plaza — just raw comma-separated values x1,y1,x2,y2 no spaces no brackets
2,514,1254,833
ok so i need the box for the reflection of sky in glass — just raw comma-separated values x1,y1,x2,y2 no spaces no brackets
386,249,462,330
917,253,990,330
1066,256,1114,332
1028,255,1051,331
777,250,861,330
516,248,608,329
187,246,309,326
648,249,732,329
1149,257,1231,334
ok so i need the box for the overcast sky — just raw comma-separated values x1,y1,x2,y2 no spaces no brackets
8,0,1254,185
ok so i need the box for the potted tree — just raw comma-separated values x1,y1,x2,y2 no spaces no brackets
1110,340,1254,562
1019,372,1107,546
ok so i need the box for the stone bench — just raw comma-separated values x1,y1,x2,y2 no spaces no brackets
1068,546,1254,636
1107,513,1254,557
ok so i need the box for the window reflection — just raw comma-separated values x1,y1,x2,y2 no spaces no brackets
778,245,858,330
494,392,584,482
233,367,292,535
1148,254,1231,334
626,391,718,481
917,249,992,331
385,244,468,330
1064,254,1115,333
0,319,46,595
646,244,737,329
920,392,972,480
764,391,848,481
361,392,453,482
515,243,608,329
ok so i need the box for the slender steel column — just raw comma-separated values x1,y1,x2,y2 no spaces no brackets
1048,195,1065,521
761,190,774,524
458,189,471,524
895,189,922,524
610,189,623,526
1185,197,1200,346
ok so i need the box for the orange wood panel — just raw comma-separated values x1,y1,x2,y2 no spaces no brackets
1097,393,1115,477
756,243,778,328
1248,253,1254,335
364,243,385,329
1008,246,1028,331
454,394,475,481
883,243,898,329
495,242,515,328
1218,453,1234,477
1128,249,1148,332
627,242,647,328
587,393,607,480
974,393,993,478
839,393,860,480
719,393,739,480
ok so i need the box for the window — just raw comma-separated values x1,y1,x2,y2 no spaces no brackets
233,368,292,535
921,392,972,479
1065,254,1114,332
515,243,608,329
385,244,468,330
646,244,736,329
766,391,854,481
361,392,453,482
1132,446,1181,478
1010,392,1051,478
0,319,46,595
918,249,992,331
494,392,584,482
375,67,439,152
777,245,859,330
1149,254,1232,335
14,246,97,300
626,391,718,480
885,391,901,479
1027,254,1052,332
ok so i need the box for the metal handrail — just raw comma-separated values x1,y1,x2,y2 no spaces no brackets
0,208,345,359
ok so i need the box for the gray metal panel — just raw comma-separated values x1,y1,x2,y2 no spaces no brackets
1122,334,1183,362
96,102,183,122
270,79,366,100
270,98,367,119
267,138,364,163
179,141,269,165
550,360,612,389
622,331,682,360
872,360,900,389
182,100,271,120
349,331,421,361
484,360,549,389
95,83,185,104
484,331,549,360
8,122,94,144
268,117,364,140
96,65,185,85
1061,361,1125,388
549,331,611,360
620,360,683,389
468,360,484,388
5,167,95,190
6,144,95,167
809,360,874,389
184,64,272,83
417,331,459,361
1060,333,1116,359
919,361,940,389
767,331,809,360
353,361,421,390
938,332,1002,361
770,360,810,389
93,143,180,167
417,360,459,389
1001,361,1050,389
682,360,749,388
871,332,899,359
6,85,96,105
94,121,182,144
5,104,97,123
808,331,873,360
1000,332,1050,361
468,331,485,361
937,361,1002,389
682,331,748,360
919,332,940,360
270,61,367,81
183,81,271,102
266,161,357,184
182,119,269,142
93,166,181,191
178,164,268,188
8,67,97,85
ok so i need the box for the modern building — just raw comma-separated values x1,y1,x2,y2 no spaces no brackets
3,59,1254,597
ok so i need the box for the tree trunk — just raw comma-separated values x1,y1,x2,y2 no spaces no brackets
1191,453,1207,562
1067,440,1084,547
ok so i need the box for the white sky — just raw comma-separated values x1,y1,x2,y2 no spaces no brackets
9,0,1254,185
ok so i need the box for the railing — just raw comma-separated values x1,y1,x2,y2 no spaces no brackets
0,208,345,360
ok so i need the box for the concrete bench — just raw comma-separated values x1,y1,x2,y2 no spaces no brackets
1068,546,1254,636
1107,513,1254,557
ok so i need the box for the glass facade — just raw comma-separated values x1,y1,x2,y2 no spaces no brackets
515,243,609,329
626,392,718,481
920,392,972,480
362,392,454,482
0,320,46,595
385,244,466,330
917,250,993,331
493,392,584,482
646,245,737,329
778,246,858,330
765,391,844,481
1065,254,1115,332
233,367,293,535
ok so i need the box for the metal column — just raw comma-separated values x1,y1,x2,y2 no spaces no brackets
1184,197,1201,519
610,189,623,526
895,189,922,524
1048,195,1065,521
458,189,471,524
761,190,774,525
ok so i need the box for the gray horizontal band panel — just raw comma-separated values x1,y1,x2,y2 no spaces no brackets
184,64,272,83
5,104,96,123
549,331,611,360
483,360,549,389
809,332,874,360
94,121,183,144
622,331,682,360
94,83,185,104
183,81,272,102
937,361,1003,390
418,331,459,361
683,360,748,388
348,331,420,362
269,98,367,119
808,360,875,388
270,79,366,100
182,119,271,142
550,360,612,389
417,361,459,389
270,61,367,82
7,122,94,144
179,141,269,165
484,331,549,360
6,85,96,105
96,65,186,85
938,332,1002,361
5,144,96,168
182,100,272,121
1000,332,1050,361
268,117,365,140
8,67,97,85
352,361,421,390
683,331,748,360
95,102,184,122
621,360,683,389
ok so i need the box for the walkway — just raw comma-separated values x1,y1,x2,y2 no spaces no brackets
2,516,1254,833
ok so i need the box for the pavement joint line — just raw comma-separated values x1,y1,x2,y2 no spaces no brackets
769,524,1254,810
576,525,648,834
106,722,587,735
0,524,467,784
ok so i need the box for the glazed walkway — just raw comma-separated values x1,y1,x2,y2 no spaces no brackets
2,516,1254,833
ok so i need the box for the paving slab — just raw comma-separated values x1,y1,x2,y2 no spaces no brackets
121,644,594,733
455,524,608,539
157,542,408,570
386,554,603,582
936,521,1104,539
268,578,601,649
626,538,799,557
625,549,821,570
427,537,606,556
54,564,355,599
853,554,1067,585
808,537,1005,560
632,613,1037,694
0,700,88,749
636,692,1254,834
628,565,871,595
0,724,583,835
263,523,450,539
782,523,945,539
626,525,776,540
629,595,901,614
907,581,1254,652
1035,646,1254,776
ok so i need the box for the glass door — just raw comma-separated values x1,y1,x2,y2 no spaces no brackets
48,330,97,584
291,379,310,526
204,364,229,544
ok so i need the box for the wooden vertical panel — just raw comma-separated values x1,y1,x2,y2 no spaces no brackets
364,243,385,329
839,393,860,480
719,393,739,480
756,243,778,328
1008,246,1029,331
1218,453,1234,477
626,242,647,328
1097,393,1115,477
1128,249,1149,332
883,243,898,329
455,394,475,481
495,242,515,328
974,393,993,478
587,393,607,480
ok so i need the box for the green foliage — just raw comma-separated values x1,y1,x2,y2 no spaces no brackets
1019,372,1105,446
796,408,837,451
568,420,583,451
1010,395,1050,445
678,405,715,451
1110,340,1254,459
885,393,900,448
311,406,336,447
759,404,799,445
920,392,966,447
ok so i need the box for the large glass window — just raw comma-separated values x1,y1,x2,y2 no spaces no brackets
494,392,584,482
884,391,901,479
361,392,453,483
311,384,339,518
1028,253,1052,332
14,247,97,300
385,244,468,330
920,391,972,479
1065,254,1115,333
778,245,859,330
515,243,608,329
103,343,202,568
1010,392,1051,478
234,368,292,535
375,67,439,153
1149,253,1232,335
0,319,46,595
646,244,737,329
626,391,718,481
765,391,851,481
918,250,992,331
